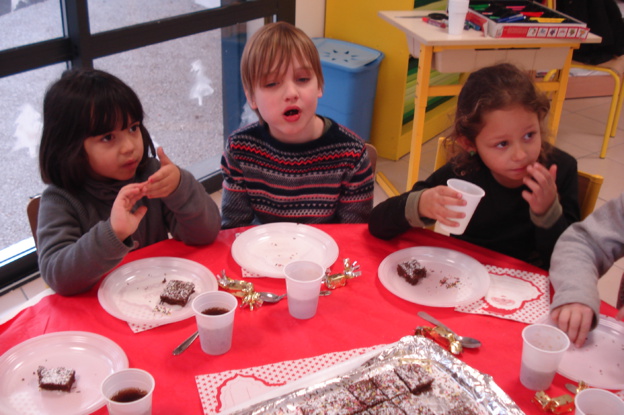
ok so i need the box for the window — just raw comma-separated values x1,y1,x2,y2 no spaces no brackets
0,0,296,290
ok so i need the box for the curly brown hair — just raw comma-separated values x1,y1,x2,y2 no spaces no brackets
447,63,553,175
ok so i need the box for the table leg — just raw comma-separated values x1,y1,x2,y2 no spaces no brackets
406,45,434,191
547,47,574,143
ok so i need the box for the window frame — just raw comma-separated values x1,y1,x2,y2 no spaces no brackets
0,0,296,292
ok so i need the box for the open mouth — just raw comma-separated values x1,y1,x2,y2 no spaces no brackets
284,109,300,117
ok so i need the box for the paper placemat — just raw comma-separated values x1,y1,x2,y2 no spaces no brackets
195,345,383,414
454,265,550,324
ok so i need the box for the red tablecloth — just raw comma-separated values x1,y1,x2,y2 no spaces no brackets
1,224,617,414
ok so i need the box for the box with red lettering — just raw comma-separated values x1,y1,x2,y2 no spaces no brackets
467,0,588,39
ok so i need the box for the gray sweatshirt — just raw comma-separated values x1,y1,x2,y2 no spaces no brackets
549,192,624,326
37,158,221,296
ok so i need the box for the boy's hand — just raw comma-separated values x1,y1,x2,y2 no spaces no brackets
144,147,181,199
551,303,593,347
418,186,466,227
111,183,148,242
522,162,557,216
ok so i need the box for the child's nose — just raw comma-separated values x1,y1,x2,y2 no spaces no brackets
283,80,298,99
119,133,136,153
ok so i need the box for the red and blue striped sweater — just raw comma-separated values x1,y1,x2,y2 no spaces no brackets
220,118,374,228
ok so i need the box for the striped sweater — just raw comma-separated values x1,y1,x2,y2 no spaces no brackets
220,118,374,229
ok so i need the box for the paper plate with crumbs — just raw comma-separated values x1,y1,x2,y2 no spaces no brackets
220,336,523,415
231,223,339,278
0,331,128,415
538,314,624,389
98,257,217,325
378,247,490,307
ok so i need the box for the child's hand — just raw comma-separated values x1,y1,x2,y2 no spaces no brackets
522,162,557,216
418,186,466,227
111,183,148,242
550,303,593,347
144,147,181,199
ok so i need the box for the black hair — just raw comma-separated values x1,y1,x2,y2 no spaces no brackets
39,68,156,192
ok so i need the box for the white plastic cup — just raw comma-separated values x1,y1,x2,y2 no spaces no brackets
191,291,238,355
519,324,570,391
438,178,485,235
284,261,325,319
575,388,624,415
447,0,470,35
101,368,155,415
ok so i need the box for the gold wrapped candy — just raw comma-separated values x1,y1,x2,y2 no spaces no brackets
323,258,361,290
414,325,463,355
217,270,263,310
532,391,574,413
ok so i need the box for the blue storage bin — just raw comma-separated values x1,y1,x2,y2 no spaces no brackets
313,38,384,142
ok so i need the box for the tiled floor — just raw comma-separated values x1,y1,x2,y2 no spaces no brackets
2,94,624,322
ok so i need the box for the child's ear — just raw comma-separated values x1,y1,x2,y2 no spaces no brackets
244,89,257,110
317,86,323,99
456,135,476,153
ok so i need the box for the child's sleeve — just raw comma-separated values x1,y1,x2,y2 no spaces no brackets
534,150,580,266
336,149,374,223
550,192,624,320
161,167,221,245
220,148,256,229
37,191,131,296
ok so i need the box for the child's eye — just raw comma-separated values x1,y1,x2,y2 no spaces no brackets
263,81,278,88
297,77,311,83
101,134,113,143
523,131,536,140
494,141,508,149
129,123,140,133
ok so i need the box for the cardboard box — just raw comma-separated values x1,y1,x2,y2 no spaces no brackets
467,1,589,39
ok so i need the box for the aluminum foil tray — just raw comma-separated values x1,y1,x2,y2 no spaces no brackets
224,336,524,414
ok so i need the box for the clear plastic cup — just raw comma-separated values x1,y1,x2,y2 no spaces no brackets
191,291,238,355
575,388,624,415
101,368,155,415
284,261,325,319
520,324,570,390
447,0,470,35
438,178,485,235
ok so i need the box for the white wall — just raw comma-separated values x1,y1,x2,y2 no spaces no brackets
295,0,325,37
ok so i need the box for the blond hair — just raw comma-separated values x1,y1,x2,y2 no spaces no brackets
240,21,324,103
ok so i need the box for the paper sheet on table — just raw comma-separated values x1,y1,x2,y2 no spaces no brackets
454,265,550,323
195,345,383,415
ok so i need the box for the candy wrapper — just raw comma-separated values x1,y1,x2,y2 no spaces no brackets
532,391,574,413
218,270,263,310
324,258,361,290
414,326,463,355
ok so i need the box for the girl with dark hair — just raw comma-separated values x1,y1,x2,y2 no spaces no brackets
37,69,221,296
369,63,579,269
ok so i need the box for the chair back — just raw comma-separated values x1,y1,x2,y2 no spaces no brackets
365,143,377,175
577,171,604,220
27,195,41,248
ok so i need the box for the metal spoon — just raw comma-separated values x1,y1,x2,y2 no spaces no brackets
173,331,199,355
173,290,331,355
417,311,482,348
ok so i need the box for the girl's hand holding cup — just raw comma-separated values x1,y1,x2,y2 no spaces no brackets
419,185,467,227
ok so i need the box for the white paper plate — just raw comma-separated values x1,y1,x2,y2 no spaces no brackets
0,331,128,415
378,247,490,307
538,314,624,389
98,257,217,325
231,223,339,278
